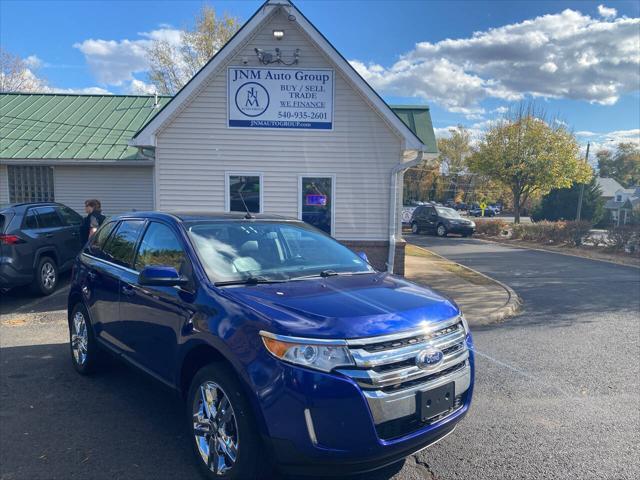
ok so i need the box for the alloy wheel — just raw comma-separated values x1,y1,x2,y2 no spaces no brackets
41,262,56,290
71,311,88,365
193,381,239,476
437,225,446,236
411,223,418,234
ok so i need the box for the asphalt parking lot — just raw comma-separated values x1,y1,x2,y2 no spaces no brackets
1,236,639,479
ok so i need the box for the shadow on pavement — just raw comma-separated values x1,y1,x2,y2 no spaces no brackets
0,342,404,480
0,274,70,316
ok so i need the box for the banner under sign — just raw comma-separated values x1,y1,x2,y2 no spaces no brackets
228,67,334,130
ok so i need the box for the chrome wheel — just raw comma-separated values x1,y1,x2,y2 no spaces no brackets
71,311,88,365
193,381,239,476
41,261,56,290
411,223,418,234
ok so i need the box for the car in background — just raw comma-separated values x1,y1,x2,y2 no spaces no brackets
410,204,475,237
67,212,474,478
468,206,496,217
0,202,84,295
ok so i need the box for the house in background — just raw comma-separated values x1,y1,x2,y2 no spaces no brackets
604,186,640,225
596,177,624,203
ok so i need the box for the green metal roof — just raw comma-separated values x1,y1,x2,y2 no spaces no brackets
0,93,436,160
390,105,438,154
0,93,171,160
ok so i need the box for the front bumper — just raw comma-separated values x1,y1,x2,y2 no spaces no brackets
248,331,475,475
447,224,475,235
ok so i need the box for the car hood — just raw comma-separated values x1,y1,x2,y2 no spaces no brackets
221,273,459,339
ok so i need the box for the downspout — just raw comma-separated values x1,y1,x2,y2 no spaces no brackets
387,150,425,273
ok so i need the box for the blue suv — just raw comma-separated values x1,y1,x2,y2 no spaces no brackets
67,212,474,479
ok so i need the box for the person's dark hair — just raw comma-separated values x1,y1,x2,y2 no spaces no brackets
85,199,101,210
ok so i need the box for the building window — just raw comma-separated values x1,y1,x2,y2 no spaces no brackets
616,195,622,202
226,173,262,213
8,166,55,203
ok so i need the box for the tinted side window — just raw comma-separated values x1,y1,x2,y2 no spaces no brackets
57,206,82,226
134,222,186,272
86,221,117,254
35,206,63,228
102,220,145,267
23,209,39,229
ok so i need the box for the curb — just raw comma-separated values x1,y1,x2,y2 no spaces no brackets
473,236,640,269
408,243,522,323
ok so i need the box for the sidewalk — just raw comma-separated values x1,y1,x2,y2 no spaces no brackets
405,244,521,326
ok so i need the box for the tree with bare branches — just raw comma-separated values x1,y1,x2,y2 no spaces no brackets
0,48,47,93
146,5,240,95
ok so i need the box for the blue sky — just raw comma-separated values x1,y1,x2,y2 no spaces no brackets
2,0,639,152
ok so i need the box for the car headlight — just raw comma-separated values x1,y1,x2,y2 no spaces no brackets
469,221,476,227
460,314,471,333
260,332,354,372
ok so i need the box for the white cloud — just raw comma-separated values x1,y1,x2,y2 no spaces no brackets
51,86,112,94
351,8,639,112
127,78,156,94
73,27,182,86
24,55,43,69
598,5,617,18
576,128,640,155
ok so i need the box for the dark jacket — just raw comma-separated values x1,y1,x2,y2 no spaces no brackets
81,210,106,244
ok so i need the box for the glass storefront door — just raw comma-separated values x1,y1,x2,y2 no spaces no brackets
300,176,333,235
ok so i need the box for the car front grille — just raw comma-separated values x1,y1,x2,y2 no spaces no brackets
336,316,471,440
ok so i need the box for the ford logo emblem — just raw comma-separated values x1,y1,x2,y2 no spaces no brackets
416,348,444,371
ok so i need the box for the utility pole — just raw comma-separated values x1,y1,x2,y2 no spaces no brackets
576,141,590,221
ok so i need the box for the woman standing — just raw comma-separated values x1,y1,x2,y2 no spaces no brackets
80,199,106,244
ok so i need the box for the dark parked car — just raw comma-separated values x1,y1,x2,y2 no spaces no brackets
410,205,475,237
67,212,474,478
468,206,496,217
0,202,83,294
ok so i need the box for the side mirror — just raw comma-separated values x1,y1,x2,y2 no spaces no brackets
138,265,189,287
357,251,369,263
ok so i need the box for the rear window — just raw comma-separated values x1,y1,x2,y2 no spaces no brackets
0,214,5,232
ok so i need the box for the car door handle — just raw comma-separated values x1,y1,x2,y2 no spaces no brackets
121,284,136,296
45,233,54,238
71,231,79,237
87,271,97,281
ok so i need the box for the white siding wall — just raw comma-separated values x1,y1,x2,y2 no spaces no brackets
53,166,153,215
0,165,8,205
155,9,402,241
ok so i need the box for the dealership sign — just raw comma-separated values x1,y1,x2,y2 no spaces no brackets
228,67,334,130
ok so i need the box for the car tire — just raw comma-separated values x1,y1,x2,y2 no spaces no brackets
187,363,269,480
32,256,57,295
69,303,103,374
436,224,447,237
411,222,420,234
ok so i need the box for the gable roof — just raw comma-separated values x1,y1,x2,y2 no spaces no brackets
595,177,624,198
1,93,171,161
132,0,430,153
391,105,437,154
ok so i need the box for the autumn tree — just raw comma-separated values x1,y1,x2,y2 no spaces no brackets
596,143,640,187
146,5,240,95
468,104,591,223
0,48,47,92
437,126,474,200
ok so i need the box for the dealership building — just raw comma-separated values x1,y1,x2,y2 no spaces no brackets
0,0,437,273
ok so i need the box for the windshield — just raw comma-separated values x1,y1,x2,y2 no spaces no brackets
436,207,462,219
187,221,374,283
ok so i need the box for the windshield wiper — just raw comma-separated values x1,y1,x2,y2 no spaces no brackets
291,270,374,280
215,275,289,286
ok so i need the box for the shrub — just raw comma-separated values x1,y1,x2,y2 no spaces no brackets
607,225,640,253
475,219,508,237
509,220,592,245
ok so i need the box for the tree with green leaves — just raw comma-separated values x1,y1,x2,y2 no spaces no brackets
596,143,640,187
468,104,592,223
532,178,605,224
146,5,240,95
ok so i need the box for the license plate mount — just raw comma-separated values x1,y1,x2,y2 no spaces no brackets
418,382,455,422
